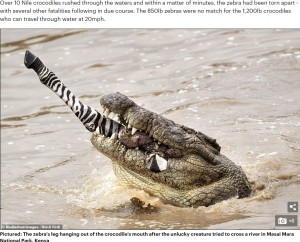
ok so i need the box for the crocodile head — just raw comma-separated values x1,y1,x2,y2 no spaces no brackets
25,50,251,207
92,93,251,207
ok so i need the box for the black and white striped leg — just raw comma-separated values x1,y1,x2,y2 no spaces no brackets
24,50,122,137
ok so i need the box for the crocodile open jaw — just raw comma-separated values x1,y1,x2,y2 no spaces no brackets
25,50,251,207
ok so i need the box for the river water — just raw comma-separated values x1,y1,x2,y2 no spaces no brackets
1,29,300,229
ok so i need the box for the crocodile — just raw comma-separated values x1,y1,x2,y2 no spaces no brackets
24,50,251,207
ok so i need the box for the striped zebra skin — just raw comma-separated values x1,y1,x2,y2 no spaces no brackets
25,50,122,137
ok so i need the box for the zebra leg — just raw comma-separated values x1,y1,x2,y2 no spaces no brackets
24,50,122,137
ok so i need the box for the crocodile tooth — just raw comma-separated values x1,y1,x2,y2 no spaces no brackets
135,147,139,150
131,127,138,135
95,126,100,134
113,114,120,122
103,108,108,117
110,133,117,141
109,112,115,119
104,109,111,118
155,155,168,171
128,123,132,129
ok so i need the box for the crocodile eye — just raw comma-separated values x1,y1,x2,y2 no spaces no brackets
146,154,168,173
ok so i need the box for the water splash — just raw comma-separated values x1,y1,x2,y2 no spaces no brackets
67,169,162,210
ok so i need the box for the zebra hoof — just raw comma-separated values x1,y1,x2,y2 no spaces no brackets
24,50,37,69
24,50,45,73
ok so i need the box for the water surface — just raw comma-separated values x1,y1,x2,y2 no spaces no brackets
1,29,300,229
